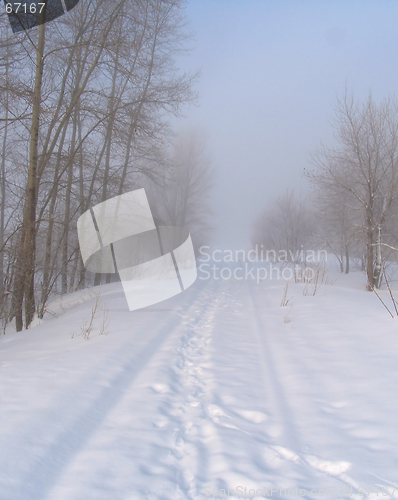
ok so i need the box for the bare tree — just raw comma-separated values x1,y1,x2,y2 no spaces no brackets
252,190,315,262
308,92,398,289
146,127,214,252
0,0,197,330
310,170,359,274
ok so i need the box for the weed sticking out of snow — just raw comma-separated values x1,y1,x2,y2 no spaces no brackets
280,282,294,307
294,262,335,296
279,282,294,323
72,291,109,340
283,304,294,323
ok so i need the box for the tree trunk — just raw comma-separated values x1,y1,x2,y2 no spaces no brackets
344,243,349,274
61,114,77,294
0,64,8,297
374,225,382,288
366,225,374,290
24,19,46,328
40,116,70,316
12,18,46,330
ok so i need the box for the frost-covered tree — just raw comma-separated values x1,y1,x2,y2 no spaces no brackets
252,190,316,263
0,0,197,330
146,127,214,253
308,93,398,289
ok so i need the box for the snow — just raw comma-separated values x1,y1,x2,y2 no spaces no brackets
1,263,398,500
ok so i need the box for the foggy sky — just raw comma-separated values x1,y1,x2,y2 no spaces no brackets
174,0,398,249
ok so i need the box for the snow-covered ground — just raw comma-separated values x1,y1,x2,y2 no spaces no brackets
1,263,398,500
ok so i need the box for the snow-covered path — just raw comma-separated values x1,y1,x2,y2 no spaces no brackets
1,275,398,500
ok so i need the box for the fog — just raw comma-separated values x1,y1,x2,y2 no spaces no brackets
174,0,398,248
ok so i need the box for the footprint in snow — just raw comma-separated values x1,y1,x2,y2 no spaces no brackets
150,383,170,394
234,409,268,424
304,455,351,475
206,404,248,433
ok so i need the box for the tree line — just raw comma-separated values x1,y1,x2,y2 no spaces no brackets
0,0,213,331
252,92,398,291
